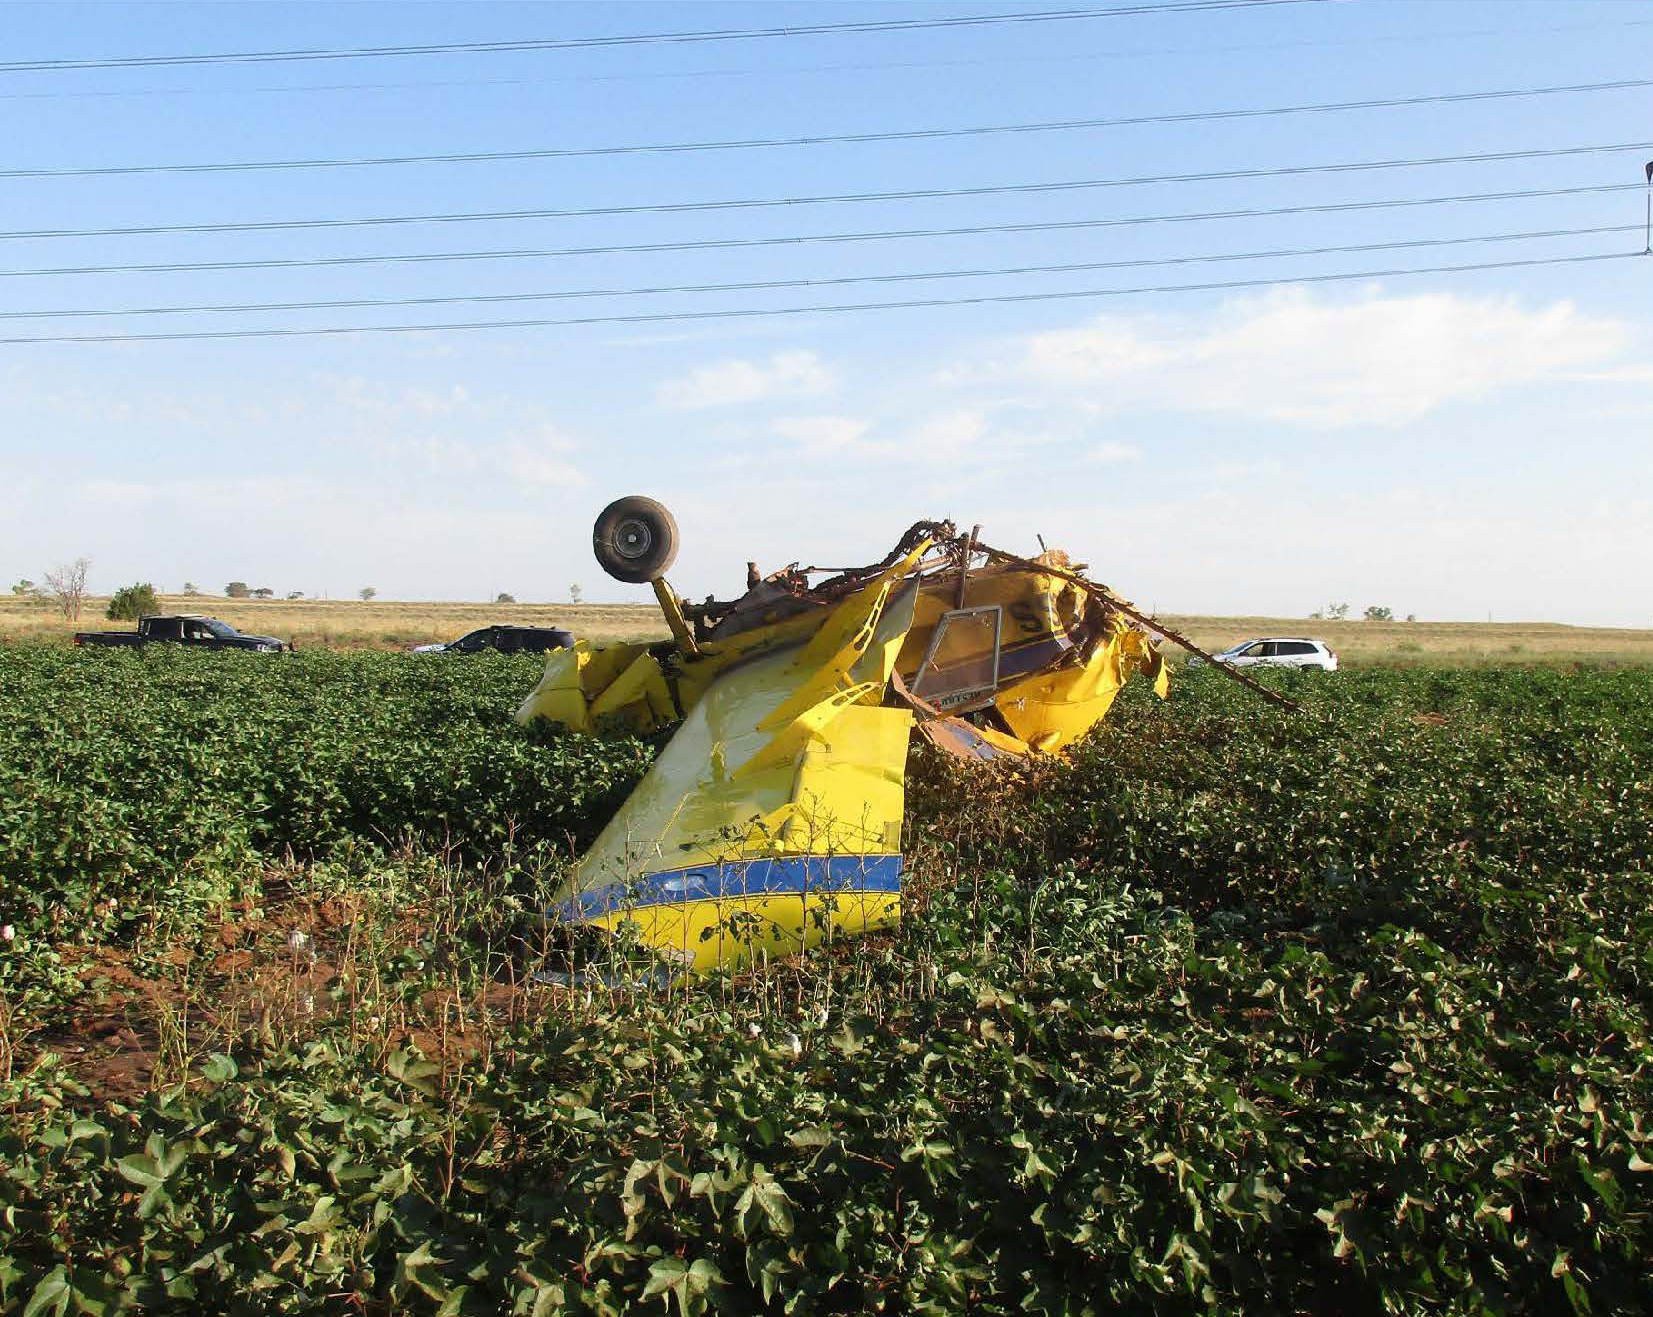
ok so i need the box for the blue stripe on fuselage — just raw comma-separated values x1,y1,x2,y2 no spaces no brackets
555,853,903,924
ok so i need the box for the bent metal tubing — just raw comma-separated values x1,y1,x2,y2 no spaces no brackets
972,540,1303,714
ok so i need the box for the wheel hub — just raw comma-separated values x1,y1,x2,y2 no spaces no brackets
617,520,653,559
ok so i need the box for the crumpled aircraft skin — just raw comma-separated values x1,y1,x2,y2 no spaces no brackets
517,501,1168,975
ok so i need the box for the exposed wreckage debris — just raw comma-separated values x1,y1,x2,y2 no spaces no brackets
517,495,1289,975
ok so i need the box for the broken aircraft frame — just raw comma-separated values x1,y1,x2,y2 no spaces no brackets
518,495,1187,975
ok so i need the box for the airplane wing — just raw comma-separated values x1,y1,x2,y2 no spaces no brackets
547,543,929,974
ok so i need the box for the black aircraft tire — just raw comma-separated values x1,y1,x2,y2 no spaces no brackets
592,496,680,583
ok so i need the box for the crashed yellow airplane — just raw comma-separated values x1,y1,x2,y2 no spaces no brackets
517,496,1170,975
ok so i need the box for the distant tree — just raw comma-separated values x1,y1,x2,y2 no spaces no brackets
43,558,90,622
10,579,34,596
225,581,250,599
182,581,200,597
1326,602,1351,621
251,587,275,600
568,583,583,604
106,582,160,621
1405,613,1417,623
1363,605,1394,622
1308,608,1323,620
495,592,516,605
286,590,305,600
359,587,377,601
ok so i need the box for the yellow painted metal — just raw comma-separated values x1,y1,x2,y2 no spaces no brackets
570,648,912,875
514,643,593,732
550,542,930,972
580,885,902,976
668,610,825,718
992,620,1167,754
894,564,1068,686
515,640,671,734
588,651,677,732
651,577,700,657
758,574,915,732
972,722,1039,756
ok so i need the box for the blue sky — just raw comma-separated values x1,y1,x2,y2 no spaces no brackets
3,0,1650,624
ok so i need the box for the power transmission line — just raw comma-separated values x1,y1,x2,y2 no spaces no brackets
7,142,1647,241
2,251,1638,345
3,183,1638,279
10,79,1646,179
0,0,1321,74
2,18,1647,101
1,226,1635,322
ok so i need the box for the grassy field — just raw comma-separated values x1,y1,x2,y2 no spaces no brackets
1155,612,1653,667
3,651,1651,1313
0,594,669,649
4,592,1652,664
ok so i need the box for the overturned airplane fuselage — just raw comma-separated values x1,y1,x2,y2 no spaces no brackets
517,499,1168,974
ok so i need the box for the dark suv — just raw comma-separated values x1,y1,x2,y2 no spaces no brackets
411,625,574,655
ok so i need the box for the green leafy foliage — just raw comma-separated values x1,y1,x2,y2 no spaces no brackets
1,657,1651,1313
104,584,160,621
0,648,651,950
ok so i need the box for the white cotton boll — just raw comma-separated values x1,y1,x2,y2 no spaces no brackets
287,929,310,954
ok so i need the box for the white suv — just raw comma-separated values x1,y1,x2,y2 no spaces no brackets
1196,638,1338,672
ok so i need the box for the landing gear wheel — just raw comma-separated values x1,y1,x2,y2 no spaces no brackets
592,496,680,584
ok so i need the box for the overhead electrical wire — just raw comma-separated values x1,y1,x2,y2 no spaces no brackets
7,142,1647,242
2,18,1648,100
3,182,1639,279
1,225,1636,322
9,79,1646,179
0,0,1322,74
2,250,1638,345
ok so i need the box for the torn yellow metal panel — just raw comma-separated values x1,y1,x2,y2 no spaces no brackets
516,640,668,733
992,622,1167,754
588,651,676,733
515,643,593,732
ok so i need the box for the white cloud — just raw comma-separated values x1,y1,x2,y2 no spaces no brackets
1570,363,1653,385
79,475,334,509
407,426,583,488
1019,288,1629,428
767,406,990,462
901,407,989,458
771,414,870,456
657,350,835,410
1200,458,1285,485
317,376,585,488
495,437,585,488
7,284,1649,626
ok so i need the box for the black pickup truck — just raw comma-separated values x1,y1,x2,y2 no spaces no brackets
74,614,289,652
